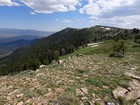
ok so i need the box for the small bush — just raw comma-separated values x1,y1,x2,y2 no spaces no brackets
42,59,49,65
110,41,127,58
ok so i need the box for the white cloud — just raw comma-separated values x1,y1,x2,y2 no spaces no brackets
109,15,140,28
30,12,36,15
80,0,137,17
80,0,140,28
0,0,20,6
0,0,139,28
20,0,81,14
89,15,140,28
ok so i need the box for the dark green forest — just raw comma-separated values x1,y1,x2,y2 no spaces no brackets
0,26,139,75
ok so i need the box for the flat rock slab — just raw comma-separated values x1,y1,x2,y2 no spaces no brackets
76,88,88,96
129,79,140,90
76,89,84,96
112,86,128,99
80,88,88,95
125,72,140,81
126,88,140,100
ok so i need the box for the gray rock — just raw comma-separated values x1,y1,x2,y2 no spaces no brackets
125,72,140,81
16,93,24,98
112,86,128,99
126,88,140,100
76,89,84,96
129,79,140,90
80,88,88,95
76,88,88,96
8,89,20,96
107,102,115,105
81,96,88,100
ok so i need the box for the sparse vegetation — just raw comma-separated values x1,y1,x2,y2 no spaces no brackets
110,40,127,58
86,77,109,87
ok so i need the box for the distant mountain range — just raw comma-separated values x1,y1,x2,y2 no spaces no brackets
0,28,54,43
0,28,54,56
0,28,54,37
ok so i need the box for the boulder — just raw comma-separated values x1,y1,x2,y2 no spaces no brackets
112,86,128,99
126,88,140,100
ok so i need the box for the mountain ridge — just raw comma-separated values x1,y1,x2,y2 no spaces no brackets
0,25,138,75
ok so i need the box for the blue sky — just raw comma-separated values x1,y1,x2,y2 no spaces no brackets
0,0,140,31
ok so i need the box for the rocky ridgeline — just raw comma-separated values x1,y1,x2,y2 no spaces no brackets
0,54,139,105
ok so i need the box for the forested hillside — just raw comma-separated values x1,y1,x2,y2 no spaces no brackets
0,26,139,75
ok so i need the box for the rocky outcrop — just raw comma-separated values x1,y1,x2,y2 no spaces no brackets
112,75,140,104
112,86,128,99
126,88,140,100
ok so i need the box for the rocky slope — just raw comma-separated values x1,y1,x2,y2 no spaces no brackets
0,42,139,105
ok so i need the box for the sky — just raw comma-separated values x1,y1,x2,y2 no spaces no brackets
0,0,140,31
